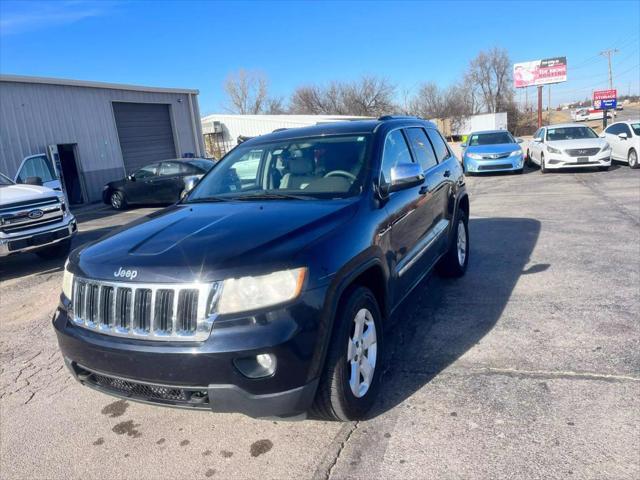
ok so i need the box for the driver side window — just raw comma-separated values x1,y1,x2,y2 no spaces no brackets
134,164,157,179
380,130,413,187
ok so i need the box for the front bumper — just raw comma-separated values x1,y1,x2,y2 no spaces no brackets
0,216,77,257
53,287,328,418
464,154,524,173
544,153,611,169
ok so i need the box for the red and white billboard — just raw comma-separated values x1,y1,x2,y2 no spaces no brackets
514,57,567,88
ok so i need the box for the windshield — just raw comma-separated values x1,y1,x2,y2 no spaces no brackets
546,127,598,141
186,134,370,201
468,132,515,146
0,173,14,186
631,123,640,136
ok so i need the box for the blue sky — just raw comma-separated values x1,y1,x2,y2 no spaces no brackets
1,0,639,114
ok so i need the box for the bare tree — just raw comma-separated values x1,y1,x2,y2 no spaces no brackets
290,76,396,116
223,69,270,114
466,47,514,113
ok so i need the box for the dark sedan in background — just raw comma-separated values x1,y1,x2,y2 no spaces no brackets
103,158,215,209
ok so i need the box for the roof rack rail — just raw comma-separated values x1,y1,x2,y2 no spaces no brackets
377,115,421,121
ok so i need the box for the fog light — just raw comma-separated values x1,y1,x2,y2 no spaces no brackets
234,353,277,378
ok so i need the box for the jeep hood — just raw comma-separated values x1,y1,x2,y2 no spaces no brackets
71,199,358,282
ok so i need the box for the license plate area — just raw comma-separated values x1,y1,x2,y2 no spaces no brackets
576,157,589,164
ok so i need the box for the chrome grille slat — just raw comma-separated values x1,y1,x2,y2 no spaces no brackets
70,277,218,341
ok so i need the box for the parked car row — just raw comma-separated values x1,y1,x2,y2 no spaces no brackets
461,120,639,176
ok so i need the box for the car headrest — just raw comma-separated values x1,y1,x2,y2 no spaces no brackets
288,155,314,175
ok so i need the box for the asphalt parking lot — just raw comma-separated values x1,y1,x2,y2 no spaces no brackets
1,164,639,480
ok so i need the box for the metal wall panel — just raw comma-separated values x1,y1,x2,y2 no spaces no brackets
0,80,202,202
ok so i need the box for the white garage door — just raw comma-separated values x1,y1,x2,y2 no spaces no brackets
113,102,177,173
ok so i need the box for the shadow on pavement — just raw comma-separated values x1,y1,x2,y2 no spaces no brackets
370,217,542,418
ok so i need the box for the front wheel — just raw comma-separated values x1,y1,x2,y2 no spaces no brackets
540,154,548,174
110,191,127,210
437,211,469,278
311,287,383,421
628,149,638,169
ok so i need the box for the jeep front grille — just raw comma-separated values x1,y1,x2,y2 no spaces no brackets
71,277,219,341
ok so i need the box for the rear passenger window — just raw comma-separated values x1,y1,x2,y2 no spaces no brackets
425,129,451,162
405,128,438,171
380,130,413,187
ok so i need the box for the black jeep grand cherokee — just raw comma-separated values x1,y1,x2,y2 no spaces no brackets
54,117,469,421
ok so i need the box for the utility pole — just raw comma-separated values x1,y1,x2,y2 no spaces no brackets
599,48,618,90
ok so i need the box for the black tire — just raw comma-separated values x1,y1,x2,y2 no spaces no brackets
35,238,71,260
629,149,639,169
540,154,548,174
437,209,469,278
311,286,383,421
525,150,533,168
110,190,127,210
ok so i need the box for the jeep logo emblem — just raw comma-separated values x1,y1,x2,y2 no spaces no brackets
28,209,44,219
114,267,138,280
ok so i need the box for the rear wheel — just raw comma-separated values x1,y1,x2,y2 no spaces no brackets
110,190,127,210
437,209,469,278
311,287,383,421
35,238,71,260
629,149,638,169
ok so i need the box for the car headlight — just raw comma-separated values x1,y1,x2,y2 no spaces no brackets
601,143,611,152
62,260,74,300
547,145,561,154
215,267,307,315
467,152,483,159
509,149,523,157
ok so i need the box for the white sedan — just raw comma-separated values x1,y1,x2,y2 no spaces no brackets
601,120,640,169
527,123,611,173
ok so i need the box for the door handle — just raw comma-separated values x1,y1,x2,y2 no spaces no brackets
443,170,451,178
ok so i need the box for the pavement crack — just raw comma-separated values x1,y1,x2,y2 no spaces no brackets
474,367,640,383
312,421,359,480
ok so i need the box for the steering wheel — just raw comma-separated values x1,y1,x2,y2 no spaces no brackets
324,170,356,181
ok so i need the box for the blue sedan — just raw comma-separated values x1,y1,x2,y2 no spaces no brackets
461,130,525,174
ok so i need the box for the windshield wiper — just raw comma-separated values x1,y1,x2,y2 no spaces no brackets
185,195,230,203
231,192,312,201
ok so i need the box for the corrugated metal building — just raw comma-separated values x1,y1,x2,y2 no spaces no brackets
201,114,369,158
0,75,205,204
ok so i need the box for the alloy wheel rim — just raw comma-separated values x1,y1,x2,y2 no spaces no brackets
347,308,377,398
111,193,121,208
630,151,637,167
457,219,467,266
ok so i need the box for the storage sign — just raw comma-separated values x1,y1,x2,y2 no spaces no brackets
593,89,617,110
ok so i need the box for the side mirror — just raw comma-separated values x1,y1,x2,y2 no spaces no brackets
618,133,628,140
599,132,606,138
533,137,543,143
25,176,43,186
460,142,467,148
181,175,201,199
388,163,425,194
127,174,136,181
516,138,524,144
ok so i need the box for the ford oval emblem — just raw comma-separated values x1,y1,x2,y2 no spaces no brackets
28,209,44,219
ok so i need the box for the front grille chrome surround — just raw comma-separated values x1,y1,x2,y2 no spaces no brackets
71,277,220,342
565,148,600,157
